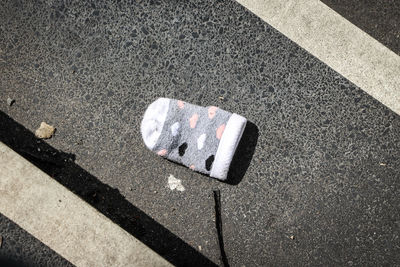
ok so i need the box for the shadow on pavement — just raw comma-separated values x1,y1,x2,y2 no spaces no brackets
0,258,26,267
226,121,259,185
0,111,217,267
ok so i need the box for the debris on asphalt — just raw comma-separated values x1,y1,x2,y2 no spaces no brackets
218,96,224,100
379,163,386,166
7,97,15,106
168,174,185,191
198,245,202,251
290,235,295,240
35,122,56,139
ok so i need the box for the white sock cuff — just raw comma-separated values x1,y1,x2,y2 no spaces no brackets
210,113,247,180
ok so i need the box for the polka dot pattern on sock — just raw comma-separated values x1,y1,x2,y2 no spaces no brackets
197,133,207,150
149,99,233,177
157,149,167,156
178,143,188,156
216,124,225,139
205,155,215,171
170,122,180,136
189,113,199,128
177,100,185,109
208,106,218,119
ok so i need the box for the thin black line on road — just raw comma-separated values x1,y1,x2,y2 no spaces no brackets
213,190,229,267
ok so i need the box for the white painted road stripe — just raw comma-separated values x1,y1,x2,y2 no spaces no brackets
237,0,400,115
0,142,171,267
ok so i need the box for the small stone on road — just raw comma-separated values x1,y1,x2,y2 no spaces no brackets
35,122,56,139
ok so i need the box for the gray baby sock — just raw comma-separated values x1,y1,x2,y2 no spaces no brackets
141,98,247,180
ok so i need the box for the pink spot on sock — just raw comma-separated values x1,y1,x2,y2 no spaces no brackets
208,106,218,119
216,124,225,139
189,165,195,170
189,113,199,128
157,149,167,156
177,100,185,109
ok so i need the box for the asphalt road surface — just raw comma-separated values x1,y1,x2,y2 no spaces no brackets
1,0,399,266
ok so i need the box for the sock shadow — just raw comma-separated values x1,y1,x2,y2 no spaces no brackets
225,121,259,185
0,111,217,267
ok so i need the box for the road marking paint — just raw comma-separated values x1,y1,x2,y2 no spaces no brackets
0,142,171,267
236,0,400,115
